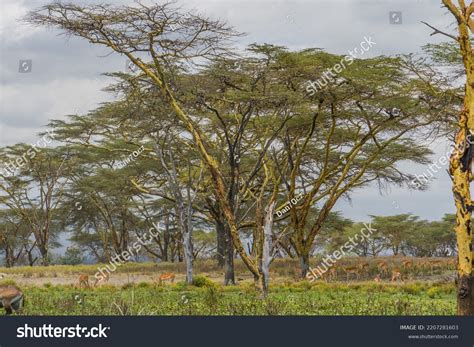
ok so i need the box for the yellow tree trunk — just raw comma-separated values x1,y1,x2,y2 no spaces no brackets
443,0,474,315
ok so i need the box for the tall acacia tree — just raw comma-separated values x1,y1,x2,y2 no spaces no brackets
269,50,450,277
423,0,474,315
26,1,267,284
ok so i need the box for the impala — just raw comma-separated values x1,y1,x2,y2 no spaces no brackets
321,267,337,282
342,266,360,281
78,274,90,288
0,284,24,315
377,261,389,277
391,268,402,282
402,260,413,270
158,272,175,285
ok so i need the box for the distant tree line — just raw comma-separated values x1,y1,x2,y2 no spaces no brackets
317,213,457,258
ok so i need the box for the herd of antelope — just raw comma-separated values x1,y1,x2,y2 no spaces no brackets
315,258,454,283
0,257,455,315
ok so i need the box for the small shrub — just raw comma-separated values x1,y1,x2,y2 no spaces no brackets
192,275,215,288
137,282,150,288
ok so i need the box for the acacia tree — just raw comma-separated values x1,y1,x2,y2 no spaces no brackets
371,214,419,256
182,45,295,286
268,50,448,277
0,210,32,267
149,134,203,284
28,2,299,291
0,145,70,265
423,0,474,315
26,1,267,285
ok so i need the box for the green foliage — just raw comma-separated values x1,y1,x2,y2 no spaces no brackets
192,275,216,288
59,247,84,265
404,214,456,257
423,42,462,67
371,214,420,256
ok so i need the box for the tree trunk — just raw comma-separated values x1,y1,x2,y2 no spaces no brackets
183,229,193,284
253,273,265,298
457,274,474,314
224,223,235,285
163,213,170,262
25,245,37,267
261,200,276,297
4,246,13,268
299,253,310,279
442,0,474,316
38,245,49,266
216,219,226,268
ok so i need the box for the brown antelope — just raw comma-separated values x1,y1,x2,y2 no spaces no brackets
158,273,176,285
402,260,413,270
0,284,24,315
342,266,360,281
93,273,110,287
377,261,389,277
78,274,90,288
401,260,413,278
373,274,381,282
321,267,338,282
391,268,402,282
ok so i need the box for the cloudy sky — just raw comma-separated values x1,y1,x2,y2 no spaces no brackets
0,0,459,222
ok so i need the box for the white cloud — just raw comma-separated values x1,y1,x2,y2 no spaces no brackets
0,0,42,42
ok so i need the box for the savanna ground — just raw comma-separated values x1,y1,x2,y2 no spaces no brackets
0,257,457,315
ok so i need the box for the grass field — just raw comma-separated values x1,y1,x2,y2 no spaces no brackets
0,257,457,315
17,282,455,315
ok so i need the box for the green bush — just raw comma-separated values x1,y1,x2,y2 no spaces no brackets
192,275,215,288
